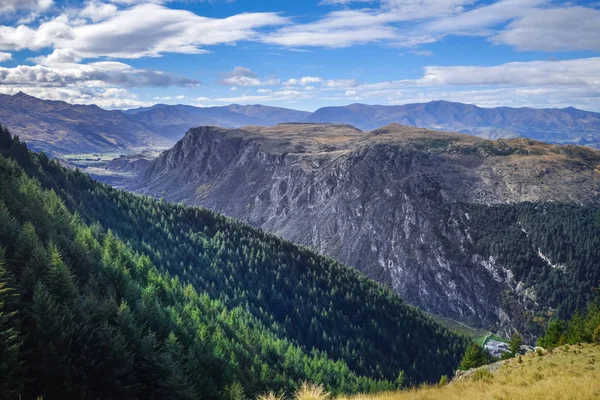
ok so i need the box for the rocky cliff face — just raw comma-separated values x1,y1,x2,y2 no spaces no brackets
127,123,600,336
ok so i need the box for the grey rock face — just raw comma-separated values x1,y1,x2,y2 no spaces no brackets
127,123,600,335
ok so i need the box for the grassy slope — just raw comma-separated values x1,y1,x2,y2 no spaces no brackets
335,344,600,400
426,313,489,342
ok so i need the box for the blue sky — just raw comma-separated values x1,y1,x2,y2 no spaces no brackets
0,0,599,111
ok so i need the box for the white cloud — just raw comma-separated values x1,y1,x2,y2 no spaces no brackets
0,85,150,109
267,0,600,52
0,52,12,63
0,4,288,58
319,0,374,4
79,1,119,22
264,0,474,48
491,6,600,51
153,94,185,101
424,0,543,33
0,61,199,88
416,58,600,87
325,79,357,88
0,0,53,13
263,10,399,47
214,88,313,104
422,0,600,52
331,57,600,111
0,19,72,52
382,0,475,20
218,66,280,87
285,76,323,86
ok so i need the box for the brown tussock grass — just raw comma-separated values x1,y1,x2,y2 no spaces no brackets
285,345,600,400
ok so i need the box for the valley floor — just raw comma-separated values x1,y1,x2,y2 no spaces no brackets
336,344,600,400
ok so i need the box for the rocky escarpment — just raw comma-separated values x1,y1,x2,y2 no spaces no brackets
127,123,600,337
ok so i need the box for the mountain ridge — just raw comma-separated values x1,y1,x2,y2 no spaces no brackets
0,92,173,156
2,93,600,157
126,123,600,338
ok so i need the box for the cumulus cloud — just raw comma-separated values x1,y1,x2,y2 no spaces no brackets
79,1,119,22
285,76,323,86
416,58,600,87
0,61,199,88
0,0,53,13
0,52,12,63
0,57,199,108
154,95,186,101
217,66,280,87
0,3,288,58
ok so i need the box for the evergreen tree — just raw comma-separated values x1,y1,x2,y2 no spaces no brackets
0,249,23,396
459,343,489,370
0,126,11,151
504,332,525,359
537,319,565,348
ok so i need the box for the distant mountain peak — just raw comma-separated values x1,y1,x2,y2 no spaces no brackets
12,91,37,100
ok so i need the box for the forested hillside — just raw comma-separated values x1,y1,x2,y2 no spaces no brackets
463,203,600,323
0,127,468,399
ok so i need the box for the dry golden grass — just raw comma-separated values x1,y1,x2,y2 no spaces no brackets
257,392,286,400
259,382,332,400
337,344,600,400
269,345,600,400
295,382,332,400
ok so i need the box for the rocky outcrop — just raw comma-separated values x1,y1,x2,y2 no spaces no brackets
126,123,600,335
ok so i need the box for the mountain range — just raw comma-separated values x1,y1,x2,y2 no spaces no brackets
305,102,600,147
125,123,600,338
0,92,171,156
2,93,600,157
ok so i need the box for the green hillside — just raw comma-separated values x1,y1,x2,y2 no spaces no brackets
0,128,468,399
463,202,600,332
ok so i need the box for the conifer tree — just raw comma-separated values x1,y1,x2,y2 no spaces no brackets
503,332,525,359
459,343,488,370
47,243,77,300
0,249,23,396
537,319,565,348
0,126,11,151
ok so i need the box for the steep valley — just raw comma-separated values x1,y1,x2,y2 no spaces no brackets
125,123,600,338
